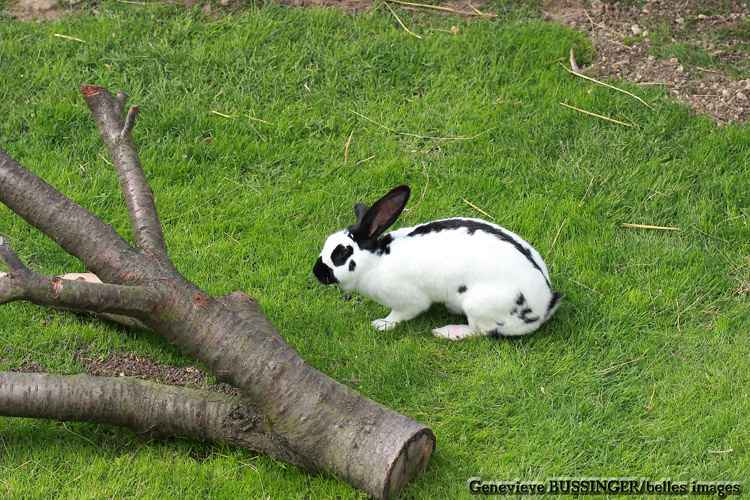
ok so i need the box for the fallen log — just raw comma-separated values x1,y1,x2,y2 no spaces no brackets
0,85,435,499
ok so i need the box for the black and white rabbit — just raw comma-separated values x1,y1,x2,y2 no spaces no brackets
313,185,562,340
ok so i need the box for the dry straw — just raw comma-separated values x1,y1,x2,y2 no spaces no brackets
563,49,654,110
349,109,495,141
560,102,633,126
621,223,681,231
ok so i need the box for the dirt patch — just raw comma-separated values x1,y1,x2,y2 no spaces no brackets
8,360,47,373
544,0,749,125
9,350,240,394
79,351,242,395
266,0,372,10
5,0,79,20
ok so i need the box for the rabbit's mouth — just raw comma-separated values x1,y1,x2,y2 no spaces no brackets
313,257,339,285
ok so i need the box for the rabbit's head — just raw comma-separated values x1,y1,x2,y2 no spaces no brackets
313,185,410,290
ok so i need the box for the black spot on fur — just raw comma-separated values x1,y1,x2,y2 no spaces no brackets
488,328,512,338
519,308,539,324
348,260,356,272
509,304,539,324
378,234,393,255
458,285,468,294
346,229,392,255
516,293,526,305
488,321,508,338
331,244,354,267
407,219,551,289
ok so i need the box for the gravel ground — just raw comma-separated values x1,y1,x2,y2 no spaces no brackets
545,0,749,125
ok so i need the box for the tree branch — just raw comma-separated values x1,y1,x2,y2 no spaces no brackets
122,105,139,136
0,86,436,500
79,85,170,263
0,147,152,284
0,236,30,277
0,371,311,468
0,239,165,318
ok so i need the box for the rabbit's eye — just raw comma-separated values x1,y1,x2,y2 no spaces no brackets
331,244,353,266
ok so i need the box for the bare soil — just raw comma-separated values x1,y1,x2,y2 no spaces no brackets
544,0,749,125
80,351,243,394
10,350,241,395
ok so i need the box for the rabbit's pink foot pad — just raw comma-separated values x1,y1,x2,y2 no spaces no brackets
432,325,476,340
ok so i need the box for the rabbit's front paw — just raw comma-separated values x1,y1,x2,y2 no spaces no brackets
432,324,476,340
372,318,397,331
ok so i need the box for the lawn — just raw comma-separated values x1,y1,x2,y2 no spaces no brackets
0,1,748,498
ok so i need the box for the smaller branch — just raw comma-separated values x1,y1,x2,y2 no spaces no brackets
569,47,584,74
80,86,170,263
0,237,34,304
58,272,152,331
122,105,139,137
37,274,260,335
100,289,261,334
0,237,32,277
1,271,150,331
0,241,165,318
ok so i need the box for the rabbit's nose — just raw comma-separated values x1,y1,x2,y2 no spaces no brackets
313,257,338,285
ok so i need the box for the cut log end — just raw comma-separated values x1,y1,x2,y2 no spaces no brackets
382,428,436,500
79,85,106,97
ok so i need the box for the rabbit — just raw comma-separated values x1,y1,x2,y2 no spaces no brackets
313,185,562,340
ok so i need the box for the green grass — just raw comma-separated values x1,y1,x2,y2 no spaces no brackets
1,2,749,499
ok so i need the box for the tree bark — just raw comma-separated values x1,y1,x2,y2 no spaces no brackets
0,371,308,467
0,86,435,499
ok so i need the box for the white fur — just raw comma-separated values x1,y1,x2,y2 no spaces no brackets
317,214,561,340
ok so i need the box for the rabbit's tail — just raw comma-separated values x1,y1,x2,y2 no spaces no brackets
544,292,563,320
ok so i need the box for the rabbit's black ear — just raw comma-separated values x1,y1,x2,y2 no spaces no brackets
353,203,369,224
352,185,410,241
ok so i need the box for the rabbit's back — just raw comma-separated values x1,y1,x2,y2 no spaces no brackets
390,218,550,287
